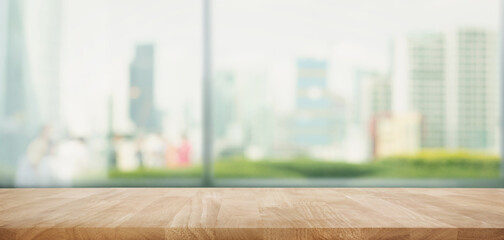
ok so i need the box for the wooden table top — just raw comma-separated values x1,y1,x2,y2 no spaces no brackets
0,188,503,240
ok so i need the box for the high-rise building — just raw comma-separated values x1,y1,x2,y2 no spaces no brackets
0,0,30,170
4,0,27,119
408,33,446,149
393,28,498,152
212,71,242,156
213,70,275,159
374,113,422,158
239,71,274,160
213,71,236,140
354,70,392,124
451,28,498,150
0,0,6,116
291,59,345,159
0,0,8,171
353,70,392,159
370,79,392,118
24,0,62,125
129,44,160,132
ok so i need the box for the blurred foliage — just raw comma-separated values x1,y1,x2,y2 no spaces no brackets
0,164,15,186
109,167,202,178
374,150,500,178
109,150,500,179
380,149,499,163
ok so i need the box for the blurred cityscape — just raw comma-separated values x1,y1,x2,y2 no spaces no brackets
0,0,501,186
214,29,500,162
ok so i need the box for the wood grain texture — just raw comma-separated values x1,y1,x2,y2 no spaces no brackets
0,188,503,240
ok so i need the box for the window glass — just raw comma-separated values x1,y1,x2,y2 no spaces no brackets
212,0,501,179
0,0,203,187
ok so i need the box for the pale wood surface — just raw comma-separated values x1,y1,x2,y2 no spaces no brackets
0,188,503,239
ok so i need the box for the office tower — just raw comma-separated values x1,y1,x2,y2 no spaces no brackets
0,0,8,170
213,70,275,159
351,70,369,125
0,0,6,117
354,70,392,124
393,33,446,149
374,113,422,158
451,28,498,150
375,112,422,158
353,70,392,159
4,0,27,118
370,79,392,117
0,0,30,169
291,59,345,159
408,33,446,148
24,0,62,125
239,71,274,159
212,71,240,156
213,71,236,140
393,28,498,151
129,44,160,132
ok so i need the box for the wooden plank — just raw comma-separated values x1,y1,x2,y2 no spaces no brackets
0,188,502,240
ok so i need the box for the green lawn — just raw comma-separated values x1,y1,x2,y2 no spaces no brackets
109,150,500,179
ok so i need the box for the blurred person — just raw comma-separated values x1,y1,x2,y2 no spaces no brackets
51,137,90,187
141,133,165,168
164,141,178,167
16,125,55,187
110,135,121,170
74,138,90,171
27,126,53,167
177,133,191,166
114,136,139,171
135,136,144,169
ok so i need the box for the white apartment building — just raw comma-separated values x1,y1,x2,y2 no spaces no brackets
393,28,498,153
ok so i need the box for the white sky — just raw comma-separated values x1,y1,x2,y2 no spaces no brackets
213,0,500,111
57,0,499,135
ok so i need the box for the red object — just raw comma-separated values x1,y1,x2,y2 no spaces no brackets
177,141,191,165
